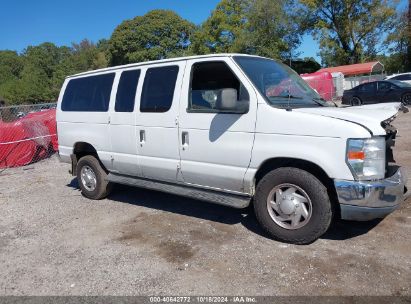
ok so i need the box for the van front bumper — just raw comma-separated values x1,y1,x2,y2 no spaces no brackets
334,168,407,221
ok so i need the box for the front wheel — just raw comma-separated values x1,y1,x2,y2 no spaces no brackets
254,167,333,244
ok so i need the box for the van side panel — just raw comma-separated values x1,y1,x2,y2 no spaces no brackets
56,73,115,171
134,62,187,182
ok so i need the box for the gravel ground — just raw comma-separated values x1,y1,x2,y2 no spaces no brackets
0,113,410,296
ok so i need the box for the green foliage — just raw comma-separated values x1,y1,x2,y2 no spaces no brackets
0,40,108,105
191,0,302,60
245,0,302,59
377,53,408,74
108,10,195,65
190,0,251,54
0,51,23,84
383,9,410,72
288,57,321,74
300,0,398,66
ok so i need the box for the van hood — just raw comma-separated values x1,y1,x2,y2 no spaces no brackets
294,102,403,136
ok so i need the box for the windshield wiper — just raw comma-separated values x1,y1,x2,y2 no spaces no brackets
269,95,303,111
311,97,325,106
270,95,303,99
312,97,337,107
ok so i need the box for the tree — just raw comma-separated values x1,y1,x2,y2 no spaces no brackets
245,0,302,60
0,51,23,84
300,0,398,66
384,4,410,72
288,57,321,74
0,40,108,104
190,0,251,54
191,0,303,60
108,10,195,65
0,51,24,102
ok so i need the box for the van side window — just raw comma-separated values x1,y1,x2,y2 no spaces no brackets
140,66,179,113
188,61,249,113
115,70,141,112
62,73,115,112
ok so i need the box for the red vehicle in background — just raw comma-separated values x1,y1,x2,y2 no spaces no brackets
301,71,335,101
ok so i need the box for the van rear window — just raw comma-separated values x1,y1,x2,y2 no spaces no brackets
61,73,115,112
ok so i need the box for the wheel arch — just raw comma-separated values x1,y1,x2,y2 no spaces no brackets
253,157,340,218
351,95,362,105
71,142,106,175
73,142,98,159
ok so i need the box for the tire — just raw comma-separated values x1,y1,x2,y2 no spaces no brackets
254,167,333,244
76,155,112,200
401,93,411,105
350,96,362,106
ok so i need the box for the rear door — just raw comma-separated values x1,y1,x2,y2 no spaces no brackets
135,61,186,182
178,58,257,193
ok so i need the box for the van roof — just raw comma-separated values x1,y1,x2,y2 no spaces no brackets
67,53,266,78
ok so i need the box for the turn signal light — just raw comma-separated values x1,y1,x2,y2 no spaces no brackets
347,151,365,160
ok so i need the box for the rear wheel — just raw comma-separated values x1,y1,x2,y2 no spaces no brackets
254,167,333,244
76,155,112,200
401,93,411,105
350,96,362,106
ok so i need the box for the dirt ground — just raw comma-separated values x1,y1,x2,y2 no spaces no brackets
0,112,410,296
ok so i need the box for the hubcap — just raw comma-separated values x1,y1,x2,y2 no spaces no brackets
266,183,312,230
351,97,361,106
80,165,97,191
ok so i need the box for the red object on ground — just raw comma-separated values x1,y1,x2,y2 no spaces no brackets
25,109,58,151
301,71,335,101
0,109,58,169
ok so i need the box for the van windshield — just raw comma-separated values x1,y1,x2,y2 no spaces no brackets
234,56,329,108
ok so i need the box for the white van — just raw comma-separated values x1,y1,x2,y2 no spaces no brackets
57,54,407,244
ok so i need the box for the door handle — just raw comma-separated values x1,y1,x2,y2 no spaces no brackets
139,130,146,146
182,131,189,150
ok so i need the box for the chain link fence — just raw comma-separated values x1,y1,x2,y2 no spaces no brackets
343,74,386,90
0,103,58,171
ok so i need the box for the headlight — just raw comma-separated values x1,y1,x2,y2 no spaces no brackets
346,137,385,180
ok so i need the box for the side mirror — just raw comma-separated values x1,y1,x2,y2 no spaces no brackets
214,88,249,113
217,88,238,111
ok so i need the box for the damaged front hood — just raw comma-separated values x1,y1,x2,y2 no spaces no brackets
295,102,403,135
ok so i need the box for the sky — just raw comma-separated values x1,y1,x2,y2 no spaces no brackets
0,0,408,63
